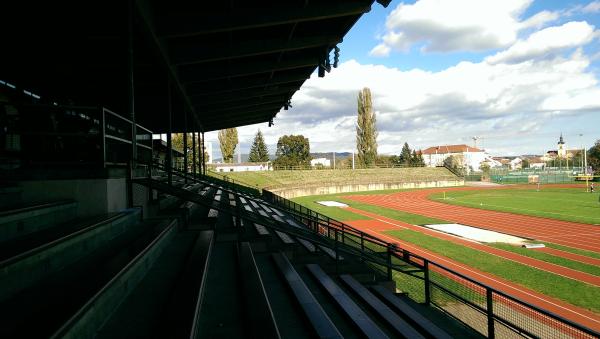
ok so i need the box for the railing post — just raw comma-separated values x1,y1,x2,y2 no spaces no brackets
147,161,153,202
127,160,133,208
100,108,106,168
386,245,393,281
341,223,345,244
424,260,431,305
360,232,365,262
487,288,495,339
335,229,339,275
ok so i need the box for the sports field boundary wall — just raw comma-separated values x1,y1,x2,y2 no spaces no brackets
269,179,465,199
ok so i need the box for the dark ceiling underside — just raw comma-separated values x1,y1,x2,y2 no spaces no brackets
0,0,389,133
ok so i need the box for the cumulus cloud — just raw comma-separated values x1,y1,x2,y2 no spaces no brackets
582,1,600,13
206,48,600,156
486,21,596,64
370,0,537,55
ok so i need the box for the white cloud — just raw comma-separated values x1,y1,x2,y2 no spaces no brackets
486,21,596,64
582,1,600,13
371,0,537,54
518,10,560,30
207,50,600,156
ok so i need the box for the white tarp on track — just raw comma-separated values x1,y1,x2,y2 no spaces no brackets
424,224,527,244
316,201,349,207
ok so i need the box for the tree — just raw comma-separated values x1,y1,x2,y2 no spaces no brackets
273,135,311,168
521,158,530,169
417,150,425,166
588,139,600,174
444,154,464,169
171,133,207,172
399,142,412,166
248,130,269,162
356,87,378,167
218,128,238,163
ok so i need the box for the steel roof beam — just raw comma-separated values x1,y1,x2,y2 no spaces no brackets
172,35,342,66
159,1,372,38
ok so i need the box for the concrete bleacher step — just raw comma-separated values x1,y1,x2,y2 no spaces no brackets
318,245,344,261
306,264,389,339
0,217,171,338
0,208,141,302
340,275,425,339
371,285,453,339
237,242,280,338
297,237,316,252
52,219,180,338
0,200,78,244
194,241,245,338
158,230,215,338
274,230,295,245
0,213,128,262
271,253,343,339
253,222,270,236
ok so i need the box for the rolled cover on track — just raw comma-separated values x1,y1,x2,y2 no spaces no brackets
522,243,545,249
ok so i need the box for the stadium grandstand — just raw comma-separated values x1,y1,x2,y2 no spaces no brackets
1,1,598,338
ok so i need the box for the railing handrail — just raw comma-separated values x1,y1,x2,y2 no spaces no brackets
263,189,600,338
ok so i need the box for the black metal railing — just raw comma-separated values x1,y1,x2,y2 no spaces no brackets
5,103,152,169
262,189,599,339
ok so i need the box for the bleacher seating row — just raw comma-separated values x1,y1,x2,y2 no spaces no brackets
0,168,478,338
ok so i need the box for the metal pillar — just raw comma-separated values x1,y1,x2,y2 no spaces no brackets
166,80,173,186
183,111,188,184
202,132,206,175
128,0,137,165
192,130,197,178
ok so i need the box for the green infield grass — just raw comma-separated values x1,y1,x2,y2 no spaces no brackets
292,191,448,225
385,229,600,313
489,243,600,277
430,187,600,224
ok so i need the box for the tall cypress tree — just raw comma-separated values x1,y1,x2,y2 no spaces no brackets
248,130,269,162
356,87,378,167
218,128,238,163
399,142,411,166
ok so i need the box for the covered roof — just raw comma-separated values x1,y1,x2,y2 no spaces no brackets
422,144,483,155
1,0,389,133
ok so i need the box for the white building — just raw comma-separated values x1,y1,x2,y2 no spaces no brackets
509,157,522,170
422,144,492,172
310,157,331,167
212,162,271,172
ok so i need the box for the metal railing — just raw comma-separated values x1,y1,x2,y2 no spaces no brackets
5,104,152,169
262,190,600,339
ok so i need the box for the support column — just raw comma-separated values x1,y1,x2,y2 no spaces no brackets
192,130,197,179
128,0,137,165
202,132,206,175
167,80,173,186
183,111,188,184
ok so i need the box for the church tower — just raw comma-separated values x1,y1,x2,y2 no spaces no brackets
557,133,567,158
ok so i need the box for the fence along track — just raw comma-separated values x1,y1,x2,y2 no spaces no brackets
262,190,600,339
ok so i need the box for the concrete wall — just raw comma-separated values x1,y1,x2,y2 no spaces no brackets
269,179,464,199
19,178,127,217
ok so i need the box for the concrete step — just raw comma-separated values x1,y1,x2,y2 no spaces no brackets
0,208,141,302
0,200,78,244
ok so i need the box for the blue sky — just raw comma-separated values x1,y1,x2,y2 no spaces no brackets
206,0,600,161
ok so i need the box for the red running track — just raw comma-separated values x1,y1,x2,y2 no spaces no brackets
343,218,600,332
345,207,600,287
344,186,600,253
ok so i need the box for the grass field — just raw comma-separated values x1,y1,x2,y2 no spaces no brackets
209,167,458,189
291,186,600,315
430,187,600,224
291,191,447,224
386,229,600,313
